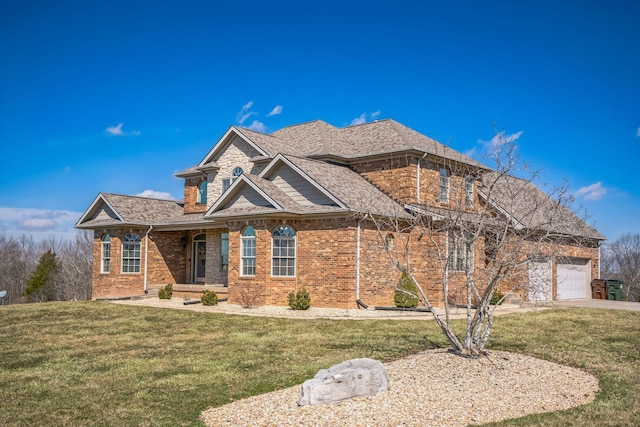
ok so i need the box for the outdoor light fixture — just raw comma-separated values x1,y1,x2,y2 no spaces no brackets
181,236,188,247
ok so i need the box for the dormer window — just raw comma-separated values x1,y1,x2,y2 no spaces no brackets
197,181,207,204
232,167,243,181
223,167,244,193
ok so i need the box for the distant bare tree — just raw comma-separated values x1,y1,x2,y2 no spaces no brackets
0,234,37,304
362,131,594,356
55,231,93,300
0,231,92,305
602,233,640,301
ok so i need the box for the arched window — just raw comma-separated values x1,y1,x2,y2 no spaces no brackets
101,234,111,273
122,233,141,273
232,167,243,181
241,226,256,276
272,225,296,277
197,181,207,204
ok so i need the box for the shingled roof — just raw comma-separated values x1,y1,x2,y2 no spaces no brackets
205,154,410,219
480,173,605,240
277,155,411,218
267,119,487,168
179,119,489,176
76,193,188,228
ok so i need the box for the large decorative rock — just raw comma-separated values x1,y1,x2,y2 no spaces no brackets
297,358,389,406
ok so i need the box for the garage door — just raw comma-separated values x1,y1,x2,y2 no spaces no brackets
557,260,589,300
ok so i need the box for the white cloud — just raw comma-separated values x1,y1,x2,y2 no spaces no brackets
246,120,266,133
105,123,141,137
350,111,381,126
350,113,367,125
105,123,124,135
0,207,82,241
463,147,477,158
267,105,282,117
636,127,640,137
236,101,256,124
135,190,176,200
575,182,607,201
478,130,524,155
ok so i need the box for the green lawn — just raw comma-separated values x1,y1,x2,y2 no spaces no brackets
0,302,638,426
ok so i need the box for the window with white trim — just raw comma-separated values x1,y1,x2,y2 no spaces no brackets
448,231,473,272
197,181,207,204
232,166,243,181
121,233,141,273
240,226,256,276
272,225,296,277
222,178,231,193
465,177,474,207
220,233,229,272
439,168,450,203
101,234,111,273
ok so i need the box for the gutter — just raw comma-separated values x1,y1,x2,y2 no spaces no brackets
143,225,153,294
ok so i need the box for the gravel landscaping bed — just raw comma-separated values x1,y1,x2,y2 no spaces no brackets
111,298,537,319
200,349,599,427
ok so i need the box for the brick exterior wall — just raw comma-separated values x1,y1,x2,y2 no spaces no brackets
91,229,187,299
225,218,364,309
91,148,600,307
183,177,208,214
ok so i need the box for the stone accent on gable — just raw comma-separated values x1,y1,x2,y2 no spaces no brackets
208,135,268,206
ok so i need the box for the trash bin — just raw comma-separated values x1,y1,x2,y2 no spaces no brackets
591,279,607,299
606,280,624,301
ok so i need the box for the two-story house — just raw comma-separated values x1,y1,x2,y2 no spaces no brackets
75,119,604,307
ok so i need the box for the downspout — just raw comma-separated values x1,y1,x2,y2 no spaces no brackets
143,225,153,294
356,214,369,308
598,242,601,279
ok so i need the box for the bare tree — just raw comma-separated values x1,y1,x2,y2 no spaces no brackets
602,234,640,301
0,231,92,305
55,231,93,300
0,234,37,304
362,132,597,356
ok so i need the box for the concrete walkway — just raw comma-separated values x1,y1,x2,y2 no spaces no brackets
555,299,640,312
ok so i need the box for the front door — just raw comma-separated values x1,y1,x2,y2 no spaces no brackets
192,234,206,283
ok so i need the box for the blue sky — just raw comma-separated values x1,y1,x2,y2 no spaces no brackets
1,0,638,243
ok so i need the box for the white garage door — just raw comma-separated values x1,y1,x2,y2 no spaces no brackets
557,260,589,300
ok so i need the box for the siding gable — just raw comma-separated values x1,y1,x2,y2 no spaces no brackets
93,204,119,221
220,185,275,210
266,163,336,207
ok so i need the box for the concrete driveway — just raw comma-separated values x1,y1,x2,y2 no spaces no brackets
556,299,640,312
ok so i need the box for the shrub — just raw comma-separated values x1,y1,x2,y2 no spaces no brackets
491,290,505,305
394,272,419,308
238,286,262,309
287,288,311,310
158,284,173,300
201,290,218,306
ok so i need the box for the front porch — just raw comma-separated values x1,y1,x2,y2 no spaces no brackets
148,283,229,300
